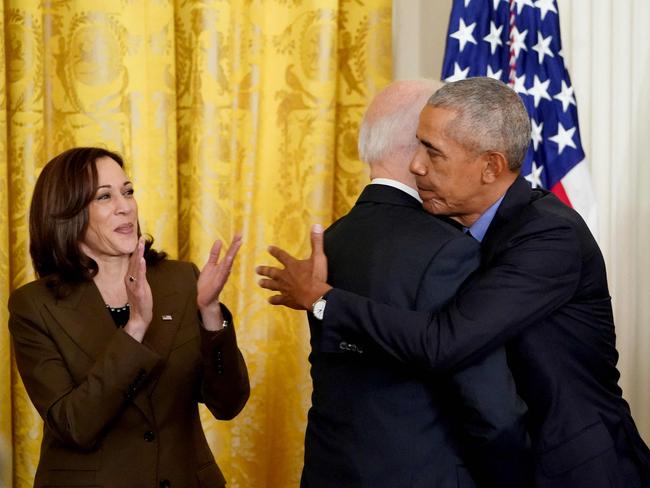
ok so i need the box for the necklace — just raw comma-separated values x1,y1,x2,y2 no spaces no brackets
105,303,130,312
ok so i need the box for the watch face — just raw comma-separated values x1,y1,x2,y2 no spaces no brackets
313,298,326,319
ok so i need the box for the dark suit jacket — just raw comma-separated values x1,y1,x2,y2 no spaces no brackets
302,184,529,488
9,260,250,488
322,177,650,487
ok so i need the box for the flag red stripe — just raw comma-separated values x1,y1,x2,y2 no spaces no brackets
551,181,573,207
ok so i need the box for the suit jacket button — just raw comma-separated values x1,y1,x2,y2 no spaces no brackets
144,431,155,442
159,480,171,488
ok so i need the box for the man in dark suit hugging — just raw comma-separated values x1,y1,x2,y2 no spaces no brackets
261,80,530,487
259,77,650,488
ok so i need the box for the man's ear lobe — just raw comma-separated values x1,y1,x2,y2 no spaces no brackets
482,151,508,183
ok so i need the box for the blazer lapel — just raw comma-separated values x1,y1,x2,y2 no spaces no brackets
45,272,187,422
44,281,118,361
142,295,182,361
45,281,160,424
128,269,185,419
481,176,535,262
139,266,186,396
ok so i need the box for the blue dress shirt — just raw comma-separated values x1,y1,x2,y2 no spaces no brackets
465,195,505,242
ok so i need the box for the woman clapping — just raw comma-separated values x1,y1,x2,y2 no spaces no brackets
9,147,249,487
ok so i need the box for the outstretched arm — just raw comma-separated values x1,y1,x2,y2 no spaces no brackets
258,225,534,485
257,218,581,372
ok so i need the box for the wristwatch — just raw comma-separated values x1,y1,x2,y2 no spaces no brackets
311,296,327,320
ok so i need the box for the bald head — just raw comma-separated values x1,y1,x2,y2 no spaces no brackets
358,79,440,184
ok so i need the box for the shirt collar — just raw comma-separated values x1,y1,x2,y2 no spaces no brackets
369,178,422,203
466,195,505,242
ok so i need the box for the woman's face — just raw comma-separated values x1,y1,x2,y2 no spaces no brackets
81,156,138,261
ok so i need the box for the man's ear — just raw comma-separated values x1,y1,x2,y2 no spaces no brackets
481,151,508,183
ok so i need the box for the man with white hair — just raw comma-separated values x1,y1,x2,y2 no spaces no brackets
294,80,530,487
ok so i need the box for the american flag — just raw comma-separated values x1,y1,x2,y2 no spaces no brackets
442,0,596,232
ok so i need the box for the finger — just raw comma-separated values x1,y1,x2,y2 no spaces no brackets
268,295,302,310
126,238,145,286
210,236,243,291
204,240,223,268
255,266,280,278
310,224,325,260
310,224,328,282
130,245,147,296
268,245,296,266
258,278,282,291
222,234,243,269
127,236,143,273
138,254,147,285
268,294,291,306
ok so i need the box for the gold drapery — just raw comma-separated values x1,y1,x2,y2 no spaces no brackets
0,0,392,486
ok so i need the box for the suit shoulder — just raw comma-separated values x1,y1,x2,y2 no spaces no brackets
9,278,54,311
325,215,346,234
8,279,56,338
327,204,467,258
529,191,593,238
353,201,462,236
402,208,465,241
492,194,588,265
147,259,198,298
149,258,196,276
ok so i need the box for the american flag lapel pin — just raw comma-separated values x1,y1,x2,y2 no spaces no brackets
161,314,173,321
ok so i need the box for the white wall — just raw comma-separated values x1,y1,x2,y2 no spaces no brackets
393,0,650,442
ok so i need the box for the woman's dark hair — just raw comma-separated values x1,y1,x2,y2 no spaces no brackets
30,147,166,297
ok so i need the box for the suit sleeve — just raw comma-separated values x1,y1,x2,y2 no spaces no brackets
190,264,250,420
198,305,250,420
8,290,162,450
416,236,531,487
321,216,581,372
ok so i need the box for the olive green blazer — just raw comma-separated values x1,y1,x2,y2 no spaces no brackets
9,260,250,488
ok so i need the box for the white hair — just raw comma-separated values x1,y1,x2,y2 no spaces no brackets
358,80,438,164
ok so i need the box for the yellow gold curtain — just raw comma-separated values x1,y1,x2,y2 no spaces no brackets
0,0,392,486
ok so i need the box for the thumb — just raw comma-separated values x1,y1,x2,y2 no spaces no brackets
310,224,327,282
310,224,325,260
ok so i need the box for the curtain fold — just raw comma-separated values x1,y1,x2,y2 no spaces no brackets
0,3,12,485
0,0,392,486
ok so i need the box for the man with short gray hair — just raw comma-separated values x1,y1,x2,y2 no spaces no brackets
295,79,530,487
259,77,650,487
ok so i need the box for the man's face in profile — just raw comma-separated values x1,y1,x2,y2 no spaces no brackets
410,105,486,224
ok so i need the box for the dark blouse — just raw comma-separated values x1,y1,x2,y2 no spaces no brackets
106,304,130,327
